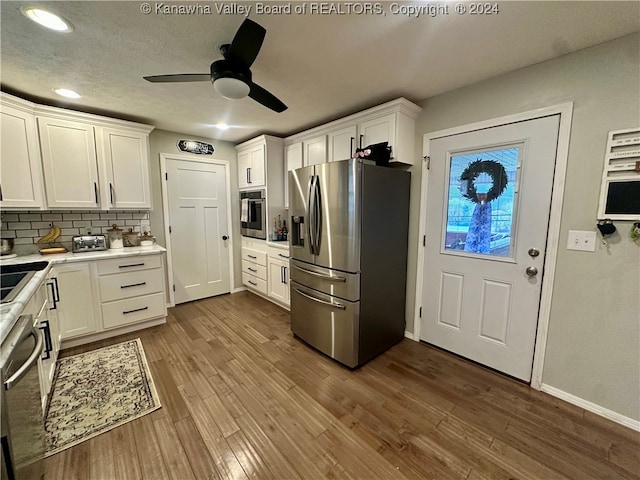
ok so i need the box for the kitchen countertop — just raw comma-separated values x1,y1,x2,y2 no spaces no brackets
266,240,290,251
0,245,167,345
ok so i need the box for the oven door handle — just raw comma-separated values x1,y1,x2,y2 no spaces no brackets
4,328,43,391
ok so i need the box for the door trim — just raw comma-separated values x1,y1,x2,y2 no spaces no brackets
159,153,235,307
414,103,573,389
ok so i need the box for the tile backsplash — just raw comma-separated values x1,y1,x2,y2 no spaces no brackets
1,211,150,253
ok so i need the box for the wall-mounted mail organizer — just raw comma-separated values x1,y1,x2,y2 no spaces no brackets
597,127,640,221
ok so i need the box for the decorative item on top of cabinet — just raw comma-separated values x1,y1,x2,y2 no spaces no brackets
0,93,46,210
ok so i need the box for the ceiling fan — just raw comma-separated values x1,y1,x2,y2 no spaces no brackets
143,19,287,113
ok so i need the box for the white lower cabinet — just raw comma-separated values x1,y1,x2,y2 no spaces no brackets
267,256,289,306
53,252,167,347
241,247,268,295
97,256,166,330
52,262,98,339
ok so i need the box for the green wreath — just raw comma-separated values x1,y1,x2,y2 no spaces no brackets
460,159,508,203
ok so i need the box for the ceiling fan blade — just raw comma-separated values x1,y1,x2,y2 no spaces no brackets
143,74,210,83
226,19,266,67
249,83,287,113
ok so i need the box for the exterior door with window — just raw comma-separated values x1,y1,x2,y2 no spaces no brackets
420,115,560,381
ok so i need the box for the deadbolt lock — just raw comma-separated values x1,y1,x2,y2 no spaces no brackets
528,248,540,258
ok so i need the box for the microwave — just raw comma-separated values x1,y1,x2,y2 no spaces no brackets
240,189,266,239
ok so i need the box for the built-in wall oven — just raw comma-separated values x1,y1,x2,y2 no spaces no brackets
240,189,266,240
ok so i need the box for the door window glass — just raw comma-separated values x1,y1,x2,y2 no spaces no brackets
443,146,520,258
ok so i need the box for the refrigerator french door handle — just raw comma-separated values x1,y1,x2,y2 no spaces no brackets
291,264,346,282
307,175,317,255
314,177,322,255
292,287,346,310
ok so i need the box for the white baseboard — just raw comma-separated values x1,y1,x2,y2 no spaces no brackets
540,383,640,432
232,286,247,294
404,330,417,340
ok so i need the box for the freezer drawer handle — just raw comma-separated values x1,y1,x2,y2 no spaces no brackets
4,327,43,390
292,264,346,282
292,287,346,310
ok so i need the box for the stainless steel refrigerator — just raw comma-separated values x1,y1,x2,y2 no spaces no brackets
289,159,410,368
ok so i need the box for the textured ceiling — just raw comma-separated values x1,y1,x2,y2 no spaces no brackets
1,1,638,143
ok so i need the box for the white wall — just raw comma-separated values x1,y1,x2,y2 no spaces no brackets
407,33,639,421
148,129,243,290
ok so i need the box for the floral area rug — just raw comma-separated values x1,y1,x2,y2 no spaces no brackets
45,338,161,457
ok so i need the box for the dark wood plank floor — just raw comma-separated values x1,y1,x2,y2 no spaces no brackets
46,291,640,480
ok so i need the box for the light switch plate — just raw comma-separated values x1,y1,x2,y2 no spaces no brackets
567,230,596,252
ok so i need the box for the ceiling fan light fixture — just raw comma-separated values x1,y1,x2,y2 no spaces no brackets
214,77,250,100
21,7,73,32
53,88,81,99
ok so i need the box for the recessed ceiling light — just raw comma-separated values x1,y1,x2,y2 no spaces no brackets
21,7,74,32
215,122,230,131
54,88,81,99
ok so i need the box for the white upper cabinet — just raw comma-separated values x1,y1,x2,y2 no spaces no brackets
38,116,101,209
0,96,45,209
303,135,327,166
284,142,303,208
237,142,266,188
285,98,421,166
1,92,153,211
96,127,152,209
358,113,396,151
327,125,357,163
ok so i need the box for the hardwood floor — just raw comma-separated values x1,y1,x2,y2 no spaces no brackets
46,291,640,480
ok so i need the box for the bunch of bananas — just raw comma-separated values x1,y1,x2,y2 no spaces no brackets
37,224,61,244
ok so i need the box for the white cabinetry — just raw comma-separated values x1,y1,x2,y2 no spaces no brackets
237,143,266,188
0,95,45,209
303,135,327,166
327,125,358,163
52,262,98,339
267,246,290,307
96,256,166,330
37,273,61,411
284,142,303,208
96,127,152,209
241,247,268,295
38,117,101,209
0,92,153,210
286,98,421,166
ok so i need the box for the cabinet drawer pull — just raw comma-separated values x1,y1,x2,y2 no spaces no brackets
278,253,290,259
248,280,257,286
247,255,257,259
247,267,257,273
123,306,149,315
118,263,145,269
121,282,146,289
94,182,99,203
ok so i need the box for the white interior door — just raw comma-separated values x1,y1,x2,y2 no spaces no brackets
420,115,560,381
165,158,231,304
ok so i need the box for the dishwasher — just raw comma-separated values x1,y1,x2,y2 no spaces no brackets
1,314,44,480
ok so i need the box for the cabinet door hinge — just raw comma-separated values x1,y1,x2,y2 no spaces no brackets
419,307,422,318
424,156,431,169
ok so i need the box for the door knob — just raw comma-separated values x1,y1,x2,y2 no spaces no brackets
528,248,540,258
222,235,228,240
525,266,538,277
